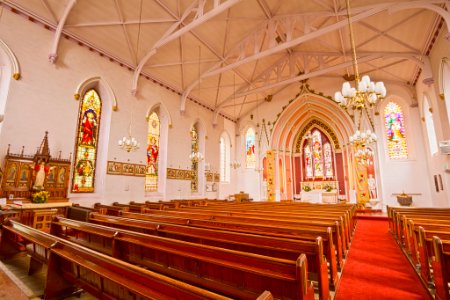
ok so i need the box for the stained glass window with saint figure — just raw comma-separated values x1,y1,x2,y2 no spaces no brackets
384,102,408,159
72,89,101,192
246,128,256,168
146,112,160,192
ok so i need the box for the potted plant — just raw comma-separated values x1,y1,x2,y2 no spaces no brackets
303,185,312,192
32,190,49,203
323,184,333,192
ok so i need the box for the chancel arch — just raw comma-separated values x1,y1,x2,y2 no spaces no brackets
269,92,355,201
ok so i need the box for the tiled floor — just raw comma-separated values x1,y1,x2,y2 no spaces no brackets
0,254,96,300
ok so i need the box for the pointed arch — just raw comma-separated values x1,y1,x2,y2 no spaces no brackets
439,57,450,124
0,39,20,132
74,76,118,111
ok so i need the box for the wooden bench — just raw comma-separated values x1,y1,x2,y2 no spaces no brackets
83,214,336,298
143,207,350,255
117,210,344,270
52,216,315,300
432,236,450,300
94,203,129,215
1,219,251,300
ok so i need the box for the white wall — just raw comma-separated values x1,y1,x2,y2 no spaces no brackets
0,10,230,206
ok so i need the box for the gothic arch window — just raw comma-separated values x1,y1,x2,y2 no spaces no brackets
423,96,438,155
72,89,101,192
220,133,231,183
384,101,408,159
312,130,324,177
146,112,160,192
245,128,256,168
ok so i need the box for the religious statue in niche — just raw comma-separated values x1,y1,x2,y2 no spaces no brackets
80,109,98,146
31,160,55,191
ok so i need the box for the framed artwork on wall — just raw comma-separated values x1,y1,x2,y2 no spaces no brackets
107,161,123,175
122,163,135,176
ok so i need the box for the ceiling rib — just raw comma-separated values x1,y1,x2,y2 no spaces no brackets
48,0,76,63
131,0,242,95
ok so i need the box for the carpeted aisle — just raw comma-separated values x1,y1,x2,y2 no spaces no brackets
335,219,431,300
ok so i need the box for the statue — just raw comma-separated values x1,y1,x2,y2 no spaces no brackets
31,160,54,191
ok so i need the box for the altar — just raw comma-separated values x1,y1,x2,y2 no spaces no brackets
299,190,338,204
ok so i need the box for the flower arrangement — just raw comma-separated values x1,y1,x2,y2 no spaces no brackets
323,184,333,192
32,190,49,203
303,185,312,192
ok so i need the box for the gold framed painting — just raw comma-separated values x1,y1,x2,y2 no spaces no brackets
107,161,123,175
122,163,135,176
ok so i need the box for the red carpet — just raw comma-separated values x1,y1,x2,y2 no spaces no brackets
335,219,431,300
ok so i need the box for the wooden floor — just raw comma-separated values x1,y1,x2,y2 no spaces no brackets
0,254,96,300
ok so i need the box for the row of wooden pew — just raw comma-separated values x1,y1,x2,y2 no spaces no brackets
388,206,450,300
91,200,356,299
1,200,355,299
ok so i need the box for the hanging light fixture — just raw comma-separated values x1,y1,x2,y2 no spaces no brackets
118,0,143,153
230,160,241,169
230,72,241,170
334,0,385,152
189,46,204,163
118,112,140,152
334,0,387,111
189,150,204,162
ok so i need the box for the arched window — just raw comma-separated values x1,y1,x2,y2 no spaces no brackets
324,143,333,178
423,96,438,155
245,128,256,168
384,102,408,159
301,129,334,180
145,112,160,192
312,130,324,177
220,133,230,182
72,89,101,192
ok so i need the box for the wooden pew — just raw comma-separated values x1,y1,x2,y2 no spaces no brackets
143,207,349,254
432,236,450,300
1,219,253,300
94,203,129,216
117,210,344,270
52,216,316,300
82,214,337,297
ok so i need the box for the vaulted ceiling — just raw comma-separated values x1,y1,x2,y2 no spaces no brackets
2,0,448,122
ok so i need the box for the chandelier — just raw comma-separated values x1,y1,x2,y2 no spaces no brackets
118,111,140,152
189,151,204,162
230,160,241,169
349,129,377,147
354,147,374,165
118,134,140,153
334,0,386,113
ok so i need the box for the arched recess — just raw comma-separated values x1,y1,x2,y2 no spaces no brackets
69,77,115,200
0,39,20,133
145,102,170,198
269,94,355,201
190,118,207,197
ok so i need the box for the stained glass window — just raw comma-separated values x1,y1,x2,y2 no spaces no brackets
246,128,256,168
191,125,199,192
145,112,160,192
220,134,230,182
384,102,408,159
302,129,334,180
312,130,323,178
72,89,101,193
304,143,313,178
324,143,333,178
